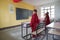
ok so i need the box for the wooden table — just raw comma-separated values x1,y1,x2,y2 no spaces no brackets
46,22,60,40
47,22,60,29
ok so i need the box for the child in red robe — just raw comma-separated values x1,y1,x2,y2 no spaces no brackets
30,9,40,37
44,12,50,25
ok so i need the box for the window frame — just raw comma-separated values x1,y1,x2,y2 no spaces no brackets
41,6,55,19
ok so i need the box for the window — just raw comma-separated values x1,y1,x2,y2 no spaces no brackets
41,6,55,19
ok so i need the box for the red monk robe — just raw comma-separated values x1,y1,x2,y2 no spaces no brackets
30,13,40,32
44,12,50,25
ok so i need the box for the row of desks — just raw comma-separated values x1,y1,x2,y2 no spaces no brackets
21,22,60,40
46,22,60,40
47,22,60,29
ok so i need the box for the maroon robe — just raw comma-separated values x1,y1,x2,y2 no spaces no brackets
30,13,40,32
44,12,50,25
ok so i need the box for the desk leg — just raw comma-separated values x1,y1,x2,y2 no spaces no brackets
26,27,28,40
53,34,54,40
46,28,48,40
21,26,23,37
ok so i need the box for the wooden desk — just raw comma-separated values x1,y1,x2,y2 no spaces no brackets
47,22,60,29
46,22,60,40
48,29,60,35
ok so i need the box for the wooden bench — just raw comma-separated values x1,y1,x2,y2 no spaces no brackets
32,28,45,35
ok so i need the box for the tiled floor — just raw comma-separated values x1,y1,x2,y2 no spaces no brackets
0,26,59,40
0,26,24,40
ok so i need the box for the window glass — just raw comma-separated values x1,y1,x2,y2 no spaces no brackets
41,10,44,13
51,15,54,18
41,7,44,10
47,7,50,9
45,10,47,13
45,7,48,9
51,12,54,15
51,9,54,12
41,12,45,18
41,6,55,19
51,6,54,8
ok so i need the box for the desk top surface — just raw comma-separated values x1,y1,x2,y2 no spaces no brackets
47,22,60,29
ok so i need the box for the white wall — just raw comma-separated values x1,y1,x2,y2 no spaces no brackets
55,1,60,21
35,6,41,19
36,0,60,21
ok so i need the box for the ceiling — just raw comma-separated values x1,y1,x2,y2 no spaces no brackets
23,0,59,6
